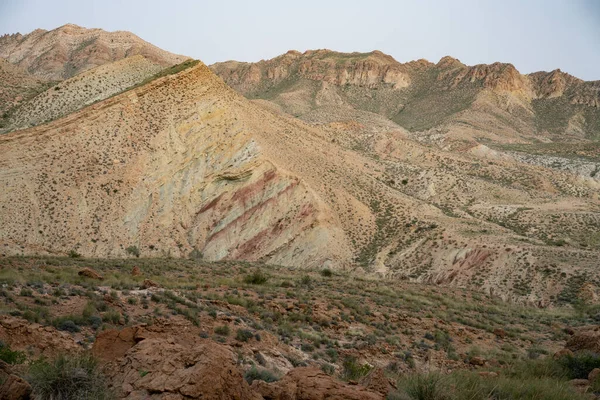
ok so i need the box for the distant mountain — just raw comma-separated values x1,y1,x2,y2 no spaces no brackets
0,23,187,80
211,50,600,142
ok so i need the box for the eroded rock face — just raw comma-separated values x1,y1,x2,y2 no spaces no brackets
108,337,261,400
251,367,384,400
92,326,145,362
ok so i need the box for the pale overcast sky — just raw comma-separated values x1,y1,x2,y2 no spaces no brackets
1,0,599,80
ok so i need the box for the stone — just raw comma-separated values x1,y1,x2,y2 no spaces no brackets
92,326,144,362
493,328,506,339
566,326,600,353
78,267,103,280
141,279,159,289
108,337,261,399
469,356,486,366
0,374,32,400
251,366,384,400
588,368,600,382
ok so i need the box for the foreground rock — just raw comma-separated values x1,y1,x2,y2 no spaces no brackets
104,336,261,399
0,374,32,400
0,316,79,357
565,326,600,354
251,367,384,400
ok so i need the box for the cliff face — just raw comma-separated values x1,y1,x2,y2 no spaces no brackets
0,24,187,80
212,50,600,139
213,50,416,93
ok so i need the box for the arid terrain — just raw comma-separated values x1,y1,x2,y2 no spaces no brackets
0,24,599,399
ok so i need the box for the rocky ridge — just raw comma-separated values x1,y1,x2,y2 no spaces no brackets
0,24,187,80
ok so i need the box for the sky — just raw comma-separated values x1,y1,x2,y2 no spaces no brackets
1,0,599,80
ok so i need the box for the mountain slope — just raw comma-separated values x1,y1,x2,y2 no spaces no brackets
2,55,165,132
0,24,187,80
0,58,53,118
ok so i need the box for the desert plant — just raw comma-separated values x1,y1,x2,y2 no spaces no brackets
125,246,140,258
0,341,26,364
27,353,112,399
214,325,230,336
243,270,268,285
402,373,449,400
341,356,372,381
244,366,279,384
235,328,254,342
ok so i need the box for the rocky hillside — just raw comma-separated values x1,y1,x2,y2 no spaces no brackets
2,55,164,132
1,53,599,305
0,256,598,399
0,58,53,118
0,24,187,80
212,50,600,141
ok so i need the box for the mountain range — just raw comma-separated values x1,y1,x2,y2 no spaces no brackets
0,24,599,305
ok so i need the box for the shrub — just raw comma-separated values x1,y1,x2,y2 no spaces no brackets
244,270,268,285
557,352,600,379
214,325,230,336
403,373,449,400
320,268,333,277
321,362,335,375
0,341,26,364
236,329,254,342
19,287,33,297
244,366,279,384
56,320,80,333
341,356,372,381
125,246,140,258
68,250,81,258
27,353,112,399
188,248,203,260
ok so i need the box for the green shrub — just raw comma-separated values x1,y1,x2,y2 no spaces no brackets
243,270,268,285
557,352,600,379
0,341,26,364
214,325,230,336
27,353,112,399
244,366,279,384
56,320,80,333
188,248,203,260
236,329,254,342
403,373,449,400
341,356,372,381
68,250,81,258
125,246,140,258
320,268,333,277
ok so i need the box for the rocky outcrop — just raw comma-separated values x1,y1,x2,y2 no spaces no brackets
92,326,145,362
565,326,600,354
251,367,384,400
108,337,262,399
0,24,187,80
0,316,79,357
212,49,412,92
78,267,104,280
